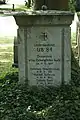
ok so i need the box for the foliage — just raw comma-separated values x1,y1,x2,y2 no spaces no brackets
0,70,58,120
0,63,80,120
69,0,76,11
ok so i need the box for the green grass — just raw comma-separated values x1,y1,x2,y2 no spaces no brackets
0,37,14,44
0,62,12,75
0,37,17,75
0,52,13,60
0,46,13,52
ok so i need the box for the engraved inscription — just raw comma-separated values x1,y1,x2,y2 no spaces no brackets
29,43,61,86
27,27,62,86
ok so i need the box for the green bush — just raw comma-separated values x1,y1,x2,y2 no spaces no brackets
69,0,76,11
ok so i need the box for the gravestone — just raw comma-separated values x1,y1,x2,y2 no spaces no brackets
13,11,73,86
12,36,18,68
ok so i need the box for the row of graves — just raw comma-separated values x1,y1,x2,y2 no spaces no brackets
12,0,76,87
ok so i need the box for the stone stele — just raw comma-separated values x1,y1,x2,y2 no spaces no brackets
13,10,74,87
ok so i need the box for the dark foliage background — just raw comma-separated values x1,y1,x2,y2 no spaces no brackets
69,0,76,11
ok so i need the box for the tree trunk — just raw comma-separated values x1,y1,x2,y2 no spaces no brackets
33,0,69,10
27,0,31,8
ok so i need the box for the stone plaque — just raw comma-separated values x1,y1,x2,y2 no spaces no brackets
27,27,62,86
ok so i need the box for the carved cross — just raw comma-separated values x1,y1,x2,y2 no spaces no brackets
41,32,47,41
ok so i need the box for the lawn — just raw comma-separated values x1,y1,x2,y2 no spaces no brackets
0,37,14,44
0,37,18,75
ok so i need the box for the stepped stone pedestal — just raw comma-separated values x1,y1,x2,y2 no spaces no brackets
13,11,73,86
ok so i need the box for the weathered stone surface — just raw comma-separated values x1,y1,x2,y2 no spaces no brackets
13,11,73,86
13,11,73,26
27,27,62,86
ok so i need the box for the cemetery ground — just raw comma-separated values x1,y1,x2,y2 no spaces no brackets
0,35,80,119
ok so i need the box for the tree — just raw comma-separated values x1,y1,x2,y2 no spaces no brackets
27,0,31,8
26,0,76,11
33,0,69,10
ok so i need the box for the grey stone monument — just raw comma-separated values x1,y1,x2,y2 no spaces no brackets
13,11,73,86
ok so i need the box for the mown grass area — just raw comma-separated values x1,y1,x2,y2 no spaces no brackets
0,35,80,120
0,37,17,75
0,48,13,73
0,37,14,44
